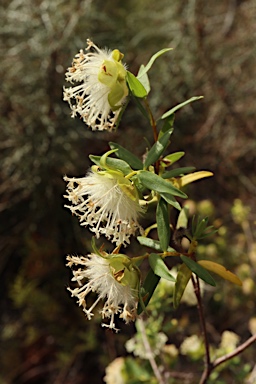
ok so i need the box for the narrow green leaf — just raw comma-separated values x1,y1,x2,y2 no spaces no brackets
138,170,187,198
162,151,185,166
89,155,132,175
198,260,242,286
193,217,209,239
126,71,148,98
156,198,170,251
180,255,216,286
176,206,189,230
137,48,173,78
137,269,160,314
144,128,173,169
159,114,175,137
162,167,196,179
160,96,203,120
137,64,150,93
137,236,176,253
159,193,181,211
149,253,176,282
173,263,192,309
109,142,143,170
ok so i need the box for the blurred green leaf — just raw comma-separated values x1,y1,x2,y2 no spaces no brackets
159,114,175,137
137,236,176,253
173,263,192,308
109,142,143,170
160,96,204,120
137,64,150,93
156,198,170,251
149,253,176,282
138,170,187,198
162,151,185,166
162,167,196,179
138,269,160,315
144,128,173,169
198,260,242,286
137,47,173,78
160,192,181,210
127,71,148,98
181,255,216,286
89,154,132,175
176,206,189,229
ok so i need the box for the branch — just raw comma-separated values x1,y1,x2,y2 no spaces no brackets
191,275,212,384
137,317,166,384
213,333,256,369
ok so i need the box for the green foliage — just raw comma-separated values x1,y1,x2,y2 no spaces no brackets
148,253,175,282
156,198,170,251
1,0,256,383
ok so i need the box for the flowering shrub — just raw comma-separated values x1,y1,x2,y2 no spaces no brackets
63,39,255,383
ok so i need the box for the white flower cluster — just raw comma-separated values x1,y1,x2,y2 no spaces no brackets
63,40,142,330
66,253,139,331
63,39,128,131
64,170,142,246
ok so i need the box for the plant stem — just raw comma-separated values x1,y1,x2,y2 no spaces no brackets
213,333,256,369
144,99,158,142
191,274,212,384
138,317,166,384
192,272,256,383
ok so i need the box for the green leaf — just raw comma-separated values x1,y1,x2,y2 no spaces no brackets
159,193,181,210
137,48,173,78
176,206,189,229
180,255,216,286
138,170,187,198
160,96,204,120
137,269,160,315
162,151,185,166
197,260,242,286
149,253,176,282
162,167,196,179
192,216,213,239
144,128,173,169
109,142,143,170
156,198,170,251
159,114,175,137
137,64,150,93
126,71,148,98
89,154,132,175
173,263,192,309
137,236,176,253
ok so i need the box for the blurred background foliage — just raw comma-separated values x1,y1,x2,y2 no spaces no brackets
1,0,256,383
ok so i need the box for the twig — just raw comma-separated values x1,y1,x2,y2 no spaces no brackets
193,278,256,384
138,317,166,384
213,333,256,369
191,274,212,384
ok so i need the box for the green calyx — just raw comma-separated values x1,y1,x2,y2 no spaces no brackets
98,49,128,109
91,150,140,203
108,254,141,295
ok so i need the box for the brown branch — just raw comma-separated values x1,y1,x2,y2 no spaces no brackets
191,274,212,384
213,333,256,370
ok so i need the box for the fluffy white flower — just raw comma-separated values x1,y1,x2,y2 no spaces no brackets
63,39,128,131
66,253,140,331
63,170,143,246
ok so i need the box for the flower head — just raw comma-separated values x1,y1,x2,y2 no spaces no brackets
63,167,143,246
63,39,129,131
66,252,140,331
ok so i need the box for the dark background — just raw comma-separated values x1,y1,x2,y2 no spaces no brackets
1,0,255,383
